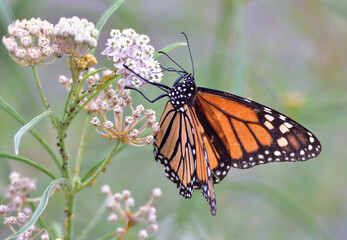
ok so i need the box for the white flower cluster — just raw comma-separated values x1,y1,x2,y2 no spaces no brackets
2,18,57,66
2,17,99,66
101,186,161,239
102,28,162,88
0,172,59,240
53,16,99,57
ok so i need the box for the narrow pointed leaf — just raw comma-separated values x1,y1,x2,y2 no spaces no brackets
153,42,187,59
14,110,52,155
6,178,71,240
90,0,126,55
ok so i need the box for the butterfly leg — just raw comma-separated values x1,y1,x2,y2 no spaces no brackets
123,64,170,91
125,86,168,103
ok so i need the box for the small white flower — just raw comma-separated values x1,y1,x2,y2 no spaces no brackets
124,116,134,126
0,205,9,215
107,213,118,223
114,193,122,202
138,229,149,239
126,197,135,208
17,211,27,223
116,228,126,238
152,188,162,198
104,120,114,129
91,117,100,126
130,129,140,138
101,185,112,195
148,213,157,223
114,105,122,114
145,135,154,145
4,216,18,224
149,223,159,233
122,190,131,199
10,172,20,181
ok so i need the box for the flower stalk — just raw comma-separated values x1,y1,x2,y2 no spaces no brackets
77,140,121,191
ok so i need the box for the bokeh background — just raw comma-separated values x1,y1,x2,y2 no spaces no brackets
0,0,346,239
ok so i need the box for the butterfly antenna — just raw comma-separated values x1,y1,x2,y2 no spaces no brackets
158,51,187,74
181,32,195,77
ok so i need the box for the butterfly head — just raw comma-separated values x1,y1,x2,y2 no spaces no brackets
169,74,197,109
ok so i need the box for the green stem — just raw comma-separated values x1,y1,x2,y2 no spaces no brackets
62,57,80,126
76,68,106,100
69,56,79,96
62,86,74,121
57,128,72,182
0,96,62,170
73,113,92,186
31,65,59,128
64,191,76,240
77,141,120,191
0,152,57,179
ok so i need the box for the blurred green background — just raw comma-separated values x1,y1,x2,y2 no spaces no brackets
0,0,346,239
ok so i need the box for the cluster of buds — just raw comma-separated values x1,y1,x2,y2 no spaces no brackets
102,28,162,88
53,16,98,57
101,185,161,239
87,81,159,146
2,16,98,66
59,67,160,146
0,172,59,240
2,18,57,66
59,68,160,146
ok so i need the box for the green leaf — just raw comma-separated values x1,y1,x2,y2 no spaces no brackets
81,158,105,183
6,178,71,240
80,143,127,183
14,110,52,155
0,97,61,169
153,42,187,59
76,197,109,240
82,67,106,82
90,0,127,55
0,152,57,179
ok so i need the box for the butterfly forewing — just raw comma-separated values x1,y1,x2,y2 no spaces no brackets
154,102,198,198
154,101,217,215
195,87,322,181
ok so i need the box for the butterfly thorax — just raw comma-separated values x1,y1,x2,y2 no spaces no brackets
169,75,197,110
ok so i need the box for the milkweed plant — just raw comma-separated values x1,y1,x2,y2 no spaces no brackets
0,3,185,239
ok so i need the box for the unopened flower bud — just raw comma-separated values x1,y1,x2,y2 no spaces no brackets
122,190,131,199
91,117,100,126
107,213,118,223
138,229,149,239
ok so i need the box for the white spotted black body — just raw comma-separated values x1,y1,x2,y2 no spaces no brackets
169,75,197,110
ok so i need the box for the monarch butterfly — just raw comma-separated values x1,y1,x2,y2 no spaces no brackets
125,33,322,216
